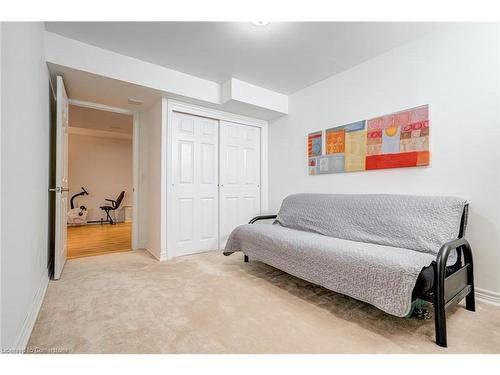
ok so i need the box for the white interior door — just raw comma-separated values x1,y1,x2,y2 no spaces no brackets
171,112,219,256
53,76,69,279
220,121,261,247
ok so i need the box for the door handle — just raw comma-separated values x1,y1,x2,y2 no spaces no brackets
61,187,70,192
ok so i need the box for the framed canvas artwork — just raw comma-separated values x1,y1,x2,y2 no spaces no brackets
308,105,429,175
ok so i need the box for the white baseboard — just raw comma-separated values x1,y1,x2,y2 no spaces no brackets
476,288,500,307
12,274,49,351
143,246,169,262
144,247,161,261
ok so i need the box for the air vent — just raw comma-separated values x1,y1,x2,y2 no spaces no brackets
127,98,143,105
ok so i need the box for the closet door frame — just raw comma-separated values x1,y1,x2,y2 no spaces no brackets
165,100,269,260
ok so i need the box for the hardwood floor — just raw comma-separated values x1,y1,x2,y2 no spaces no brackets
67,222,132,259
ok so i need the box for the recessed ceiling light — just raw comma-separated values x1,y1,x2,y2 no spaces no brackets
251,21,269,27
127,98,143,105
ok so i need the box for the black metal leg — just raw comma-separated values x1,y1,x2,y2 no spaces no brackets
466,291,475,311
434,261,447,347
434,298,447,347
462,245,476,312
244,255,249,263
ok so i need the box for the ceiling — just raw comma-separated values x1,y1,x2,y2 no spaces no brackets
45,22,443,95
50,63,162,111
69,104,133,134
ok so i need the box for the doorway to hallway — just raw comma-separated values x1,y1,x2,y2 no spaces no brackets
66,103,134,259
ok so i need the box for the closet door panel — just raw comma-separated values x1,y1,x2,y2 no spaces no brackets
200,197,217,240
172,112,219,256
197,117,219,251
178,198,194,243
243,147,258,184
200,143,216,184
225,148,239,184
220,121,261,248
179,141,195,184
222,196,239,244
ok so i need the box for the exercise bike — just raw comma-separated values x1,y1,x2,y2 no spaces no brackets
67,187,89,225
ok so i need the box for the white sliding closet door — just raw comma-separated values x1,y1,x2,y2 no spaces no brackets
171,112,219,256
220,121,261,247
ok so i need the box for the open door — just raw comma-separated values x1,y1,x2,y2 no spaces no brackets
51,76,69,280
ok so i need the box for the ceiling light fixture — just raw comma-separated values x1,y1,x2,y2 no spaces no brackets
127,98,143,105
251,21,269,27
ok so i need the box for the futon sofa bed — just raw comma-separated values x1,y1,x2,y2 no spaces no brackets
223,193,475,347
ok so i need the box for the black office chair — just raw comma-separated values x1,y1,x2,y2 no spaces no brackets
99,191,125,225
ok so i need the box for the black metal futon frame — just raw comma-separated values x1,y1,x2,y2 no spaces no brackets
244,205,475,348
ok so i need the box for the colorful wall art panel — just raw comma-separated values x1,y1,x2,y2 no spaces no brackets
307,105,429,175
308,131,323,175
326,127,345,154
318,154,345,174
308,131,322,157
308,157,318,175
345,125,366,172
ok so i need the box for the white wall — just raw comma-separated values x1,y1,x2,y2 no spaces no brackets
44,32,288,120
1,23,50,349
269,24,500,298
0,22,3,349
68,133,132,222
137,99,163,258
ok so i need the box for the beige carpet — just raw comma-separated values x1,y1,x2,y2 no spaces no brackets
29,249,500,353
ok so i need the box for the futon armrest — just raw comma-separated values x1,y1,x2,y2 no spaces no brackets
436,238,471,271
433,237,475,347
435,237,474,309
249,215,277,224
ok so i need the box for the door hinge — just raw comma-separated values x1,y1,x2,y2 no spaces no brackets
49,187,69,193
